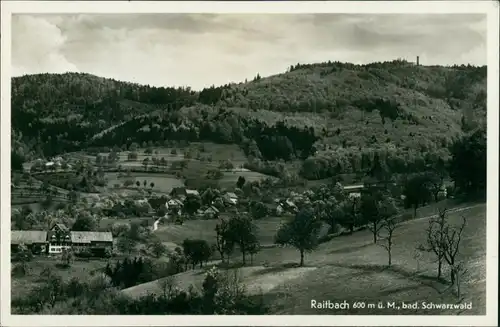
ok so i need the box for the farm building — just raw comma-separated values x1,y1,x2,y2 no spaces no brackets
11,231,48,254
437,186,448,200
343,184,365,193
70,231,113,255
186,189,200,197
171,187,200,198
47,223,72,254
348,192,362,199
11,223,113,255
166,198,183,208
284,199,298,211
223,192,238,205
134,199,149,206
225,192,238,200
203,206,220,219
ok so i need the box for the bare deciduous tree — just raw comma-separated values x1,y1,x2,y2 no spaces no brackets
453,261,468,300
377,216,400,266
420,207,448,280
159,276,177,300
420,208,467,288
442,215,467,285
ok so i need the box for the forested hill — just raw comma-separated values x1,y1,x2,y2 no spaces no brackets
11,59,486,179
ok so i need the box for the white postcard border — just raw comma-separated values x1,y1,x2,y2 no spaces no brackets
1,1,498,326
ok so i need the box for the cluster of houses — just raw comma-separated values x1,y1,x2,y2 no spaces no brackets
11,223,113,256
162,186,323,221
29,156,72,173
163,187,240,219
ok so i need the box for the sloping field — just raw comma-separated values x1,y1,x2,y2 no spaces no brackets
121,265,317,299
75,142,247,167
11,257,109,300
154,216,286,247
126,203,486,315
186,142,248,166
104,172,184,193
266,204,486,315
219,170,273,188
99,217,152,230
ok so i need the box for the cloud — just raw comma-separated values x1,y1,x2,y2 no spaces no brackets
12,15,80,76
11,13,486,90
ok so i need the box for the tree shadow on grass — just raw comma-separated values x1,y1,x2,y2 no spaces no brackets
215,260,246,270
417,273,449,285
250,262,302,277
327,242,374,255
326,262,448,293
55,263,70,269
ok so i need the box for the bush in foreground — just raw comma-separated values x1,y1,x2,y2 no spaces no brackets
12,266,267,315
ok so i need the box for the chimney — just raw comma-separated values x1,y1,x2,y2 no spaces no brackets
416,56,420,66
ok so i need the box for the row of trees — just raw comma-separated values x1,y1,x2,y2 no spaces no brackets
182,239,213,269
104,257,159,289
91,109,319,162
299,144,449,180
274,194,398,267
420,208,468,298
272,193,469,299
215,215,261,265
12,205,100,232
121,179,155,190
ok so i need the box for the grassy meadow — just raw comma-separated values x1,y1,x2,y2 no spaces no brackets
104,172,184,193
220,169,271,184
122,203,486,315
154,216,289,247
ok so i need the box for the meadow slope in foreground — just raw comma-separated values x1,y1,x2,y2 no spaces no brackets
122,203,486,315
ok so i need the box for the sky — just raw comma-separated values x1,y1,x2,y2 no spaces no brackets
12,13,486,90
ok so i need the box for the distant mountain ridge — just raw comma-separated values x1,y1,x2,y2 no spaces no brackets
11,59,486,180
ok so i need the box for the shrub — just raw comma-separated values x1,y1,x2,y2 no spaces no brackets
74,248,93,258
12,263,28,277
104,248,113,258
91,247,113,258
110,222,131,237
55,203,66,210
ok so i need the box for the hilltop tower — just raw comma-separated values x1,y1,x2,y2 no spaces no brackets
416,56,420,66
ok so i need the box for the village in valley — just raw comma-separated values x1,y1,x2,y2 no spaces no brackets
10,133,485,315
11,144,330,259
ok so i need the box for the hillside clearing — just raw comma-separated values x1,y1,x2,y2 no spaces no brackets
219,170,272,187
154,216,287,247
104,172,184,193
121,265,317,299
126,203,486,314
267,204,486,315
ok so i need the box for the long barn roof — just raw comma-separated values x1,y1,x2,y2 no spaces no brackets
11,231,47,244
70,231,113,243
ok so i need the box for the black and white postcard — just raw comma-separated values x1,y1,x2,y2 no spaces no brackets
1,1,498,326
